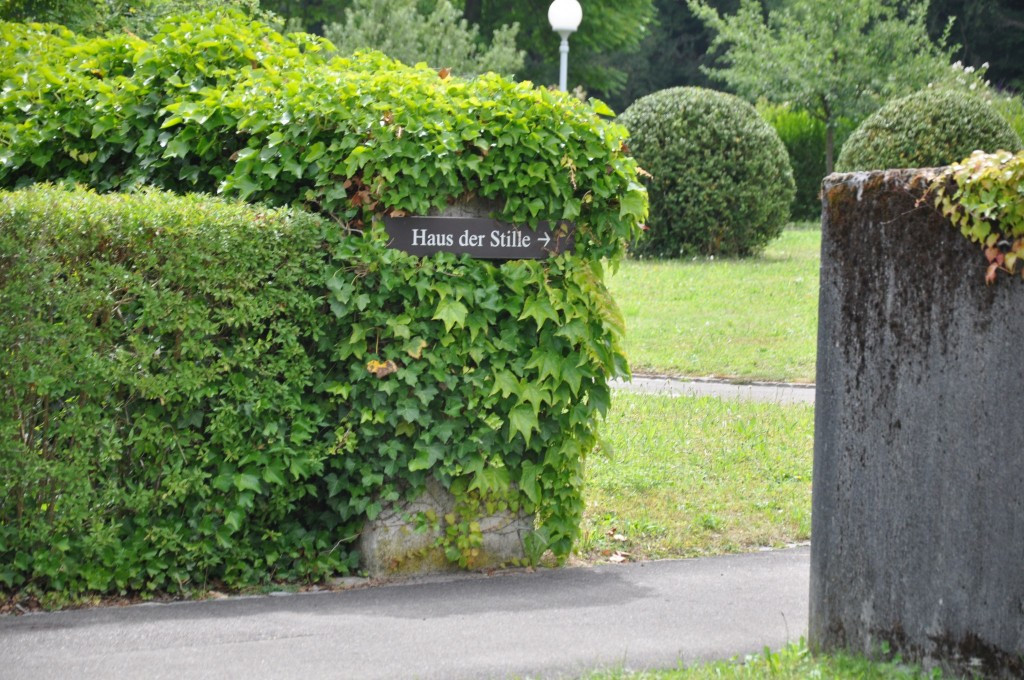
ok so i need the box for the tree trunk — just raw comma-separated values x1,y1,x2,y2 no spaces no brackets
825,123,835,175
463,0,482,25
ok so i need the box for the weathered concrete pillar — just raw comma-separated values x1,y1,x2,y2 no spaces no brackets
811,169,1024,677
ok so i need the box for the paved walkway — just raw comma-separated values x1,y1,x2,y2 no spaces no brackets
2,376,813,679
0,548,809,680
611,375,816,404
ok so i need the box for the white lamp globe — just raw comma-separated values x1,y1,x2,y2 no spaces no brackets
548,0,583,37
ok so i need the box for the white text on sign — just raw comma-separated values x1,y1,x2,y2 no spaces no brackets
411,228,536,250
386,216,574,260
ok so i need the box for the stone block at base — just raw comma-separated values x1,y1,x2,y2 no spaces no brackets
358,478,533,579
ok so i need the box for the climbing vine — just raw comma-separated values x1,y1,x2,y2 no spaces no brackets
0,9,647,603
930,149,1024,283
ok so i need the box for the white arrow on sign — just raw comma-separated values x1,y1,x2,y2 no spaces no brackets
539,233,551,248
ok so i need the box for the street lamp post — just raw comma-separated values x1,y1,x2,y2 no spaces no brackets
547,0,582,92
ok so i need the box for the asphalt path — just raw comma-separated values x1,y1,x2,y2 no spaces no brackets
0,547,809,680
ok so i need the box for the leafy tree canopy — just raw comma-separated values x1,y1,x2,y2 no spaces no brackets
323,0,524,78
601,0,738,113
468,0,656,98
689,0,956,172
928,0,1024,92
259,0,657,96
257,0,344,34
1,0,273,35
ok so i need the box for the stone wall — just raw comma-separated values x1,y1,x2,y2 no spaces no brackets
811,169,1024,677
359,478,533,578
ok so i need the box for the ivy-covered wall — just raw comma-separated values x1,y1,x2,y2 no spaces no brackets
0,12,647,603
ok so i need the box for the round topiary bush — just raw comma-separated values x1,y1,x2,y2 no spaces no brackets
619,87,795,258
836,88,1023,172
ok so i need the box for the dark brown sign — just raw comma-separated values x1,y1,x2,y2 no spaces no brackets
383,216,574,260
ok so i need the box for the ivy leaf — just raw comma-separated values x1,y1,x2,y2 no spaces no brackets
588,98,615,117
469,465,510,494
262,464,286,487
517,382,549,417
323,381,351,398
290,456,312,480
518,297,557,330
525,348,563,382
522,529,548,565
619,184,647,220
986,262,999,285
223,509,244,532
490,370,520,399
212,473,233,492
396,404,420,423
519,461,541,505
164,137,191,159
433,298,468,331
404,338,427,358
160,115,183,129
303,141,326,164
561,359,585,395
508,404,539,445
233,473,262,493
588,383,611,416
415,384,439,406
326,273,350,295
408,444,443,471
367,359,399,378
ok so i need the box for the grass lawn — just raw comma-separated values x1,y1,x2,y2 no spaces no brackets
583,641,942,679
578,392,814,562
608,226,820,383
577,230,937,679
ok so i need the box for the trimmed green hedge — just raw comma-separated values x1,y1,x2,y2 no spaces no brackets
0,12,645,603
1,188,343,596
836,88,1023,172
619,87,794,258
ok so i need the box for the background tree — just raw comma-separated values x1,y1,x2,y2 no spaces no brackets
689,0,956,173
256,0,345,34
603,0,742,113
927,0,1024,92
323,0,524,78
1,0,272,35
258,0,656,97
0,0,97,30
467,0,656,98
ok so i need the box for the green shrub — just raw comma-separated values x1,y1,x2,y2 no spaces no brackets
992,93,1024,143
0,184,629,601
1,188,347,597
0,14,644,259
836,88,1023,172
618,87,795,258
759,103,855,221
0,13,645,602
